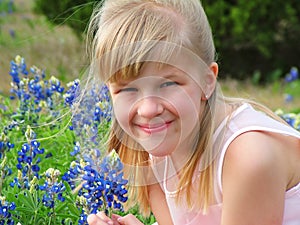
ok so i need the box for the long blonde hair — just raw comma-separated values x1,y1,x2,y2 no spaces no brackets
86,0,230,217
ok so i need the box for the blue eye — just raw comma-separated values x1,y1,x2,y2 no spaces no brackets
160,81,178,88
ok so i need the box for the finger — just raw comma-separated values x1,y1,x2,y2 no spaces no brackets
87,214,101,225
111,214,122,225
97,211,112,222
116,214,143,225
87,212,113,225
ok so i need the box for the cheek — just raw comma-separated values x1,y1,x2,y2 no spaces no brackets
170,89,202,136
169,88,201,118
112,96,135,134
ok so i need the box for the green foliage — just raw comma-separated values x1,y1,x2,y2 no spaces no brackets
202,0,300,81
34,0,300,82
284,80,300,100
33,0,102,38
0,0,14,14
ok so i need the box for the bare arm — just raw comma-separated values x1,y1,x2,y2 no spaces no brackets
221,131,288,225
148,183,173,225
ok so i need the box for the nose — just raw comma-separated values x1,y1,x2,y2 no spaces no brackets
137,96,164,118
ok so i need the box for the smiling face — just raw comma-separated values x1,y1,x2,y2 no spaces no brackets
109,62,207,157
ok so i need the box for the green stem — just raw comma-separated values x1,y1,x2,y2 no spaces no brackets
48,215,52,225
0,169,4,195
103,197,112,218
50,192,56,224
0,154,6,195
33,210,38,225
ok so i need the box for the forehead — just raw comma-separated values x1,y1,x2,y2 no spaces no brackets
140,62,184,77
97,41,210,83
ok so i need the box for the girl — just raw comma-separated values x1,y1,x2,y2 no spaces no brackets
86,0,300,224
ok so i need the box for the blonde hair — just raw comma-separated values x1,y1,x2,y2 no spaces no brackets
86,0,225,217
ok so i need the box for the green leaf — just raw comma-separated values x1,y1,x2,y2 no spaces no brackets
15,206,36,214
56,213,78,221
55,202,68,213
17,193,37,210
67,203,80,216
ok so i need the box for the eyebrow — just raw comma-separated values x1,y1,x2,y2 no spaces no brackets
110,67,183,86
110,78,132,86
163,74,180,80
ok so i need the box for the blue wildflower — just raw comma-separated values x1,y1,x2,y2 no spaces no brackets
284,93,293,103
284,67,298,83
40,168,66,208
0,196,16,224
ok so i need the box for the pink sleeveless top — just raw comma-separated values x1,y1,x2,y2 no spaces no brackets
151,104,300,225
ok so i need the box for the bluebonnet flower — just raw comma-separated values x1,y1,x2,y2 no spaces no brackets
64,81,112,160
275,109,300,131
0,130,15,194
284,93,293,103
0,196,16,225
282,113,300,131
7,0,14,14
62,160,84,190
63,150,128,224
9,29,15,38
39,168,66,208
0,132,14,160
50,76,64,93
64,79,80,106
10,126,44,189
9,56,67,119
70,141,81,156
283,67,299,104
84,150,128,212
1,156,12,183
77,208,88,225
284,67,298,83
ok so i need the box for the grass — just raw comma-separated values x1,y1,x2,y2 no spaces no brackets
0,0,87,94
221,78,300,112
1,0,299,112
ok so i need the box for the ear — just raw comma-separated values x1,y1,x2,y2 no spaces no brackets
201,62,218,100
210,62,218,79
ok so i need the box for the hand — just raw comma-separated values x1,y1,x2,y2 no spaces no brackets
87,212,144,225
87,212,116,225
112,214,144,225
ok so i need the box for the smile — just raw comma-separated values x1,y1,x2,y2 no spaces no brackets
136,121,172,134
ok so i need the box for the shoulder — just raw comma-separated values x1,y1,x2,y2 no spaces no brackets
221,131,289,224
223,130,299,181
223,131,289,188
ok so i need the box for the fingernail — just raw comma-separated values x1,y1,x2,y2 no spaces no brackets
108,221,114,225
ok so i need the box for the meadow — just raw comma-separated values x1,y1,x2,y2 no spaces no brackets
0,0,299,225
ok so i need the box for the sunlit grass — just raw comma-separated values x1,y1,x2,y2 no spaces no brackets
0,0,86,95
220,78,300,112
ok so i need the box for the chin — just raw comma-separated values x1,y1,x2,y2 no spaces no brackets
145,147,173,157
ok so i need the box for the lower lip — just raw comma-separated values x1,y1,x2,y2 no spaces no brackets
138,122,172,134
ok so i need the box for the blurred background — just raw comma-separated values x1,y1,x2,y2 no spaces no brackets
1,0,299,111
